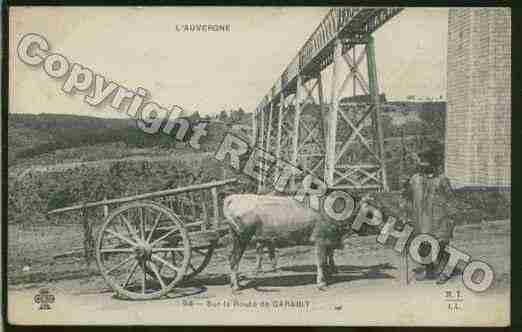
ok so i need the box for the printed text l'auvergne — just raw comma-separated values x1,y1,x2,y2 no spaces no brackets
176,24,231,32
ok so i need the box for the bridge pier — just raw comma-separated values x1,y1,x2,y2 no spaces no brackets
253,8,402,193
324,35,388,191
290,74,302,187
367,36,389,192
325,38,343,188
275,92,284,162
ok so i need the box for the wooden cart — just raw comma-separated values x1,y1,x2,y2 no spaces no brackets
47,178,236,300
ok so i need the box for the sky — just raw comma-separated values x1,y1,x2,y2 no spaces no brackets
10,7,448,118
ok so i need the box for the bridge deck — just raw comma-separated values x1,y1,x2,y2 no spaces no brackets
259,7,403,105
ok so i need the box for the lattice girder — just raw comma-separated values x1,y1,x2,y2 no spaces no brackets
325,36,388,191
294,75,327,180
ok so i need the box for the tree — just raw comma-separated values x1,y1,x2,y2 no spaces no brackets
177,107,188,118
219,110,229,122
401,119,425,136
418,103,446,139
418,140,445,175
230,107,246,122
189,111,201,121
381,113,395,138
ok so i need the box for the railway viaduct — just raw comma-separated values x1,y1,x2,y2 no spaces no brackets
252,8,403,192
251,7,511,192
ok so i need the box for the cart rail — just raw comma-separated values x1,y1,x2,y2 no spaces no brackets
47,178,237,215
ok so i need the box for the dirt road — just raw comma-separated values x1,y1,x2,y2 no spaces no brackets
7,221,510,326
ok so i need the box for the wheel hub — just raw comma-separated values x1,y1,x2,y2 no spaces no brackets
134,242,152,260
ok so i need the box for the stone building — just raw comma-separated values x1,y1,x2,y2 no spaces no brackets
445,8,511,188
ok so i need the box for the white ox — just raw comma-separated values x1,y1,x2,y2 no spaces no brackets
222,174,457,291
223,194,345,290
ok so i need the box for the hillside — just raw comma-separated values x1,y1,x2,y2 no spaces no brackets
8,102,441,166
7,104,510,228
8,103,444,184
8,113,243,167
7,112,253,225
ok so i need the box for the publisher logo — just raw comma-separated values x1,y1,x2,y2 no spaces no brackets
34,288,55,310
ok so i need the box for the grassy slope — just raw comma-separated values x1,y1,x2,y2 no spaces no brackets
8,113,247,168
8,103,438,166
7,113,256,225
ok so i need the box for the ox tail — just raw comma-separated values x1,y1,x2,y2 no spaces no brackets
223,195,242,236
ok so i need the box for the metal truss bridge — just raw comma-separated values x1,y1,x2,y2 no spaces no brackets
252,7,403,192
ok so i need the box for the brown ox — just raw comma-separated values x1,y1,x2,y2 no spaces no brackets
223,194,345,290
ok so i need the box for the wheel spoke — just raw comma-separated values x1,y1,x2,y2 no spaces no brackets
120,214,138,241
106,255,135,274
152,247,185,253
100,203,191,297
171,251,178,266
149,261,167,289
193,248,208,256
152,254,181,273
146,212,163,243
122,261,139,289
105,225,124,243
141,261,146,294
100,248,134,253
139,207,145,240
106,229,137,247
150,227,181,247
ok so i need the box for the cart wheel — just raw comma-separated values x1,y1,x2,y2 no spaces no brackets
184,242,216,280
96,201,191,300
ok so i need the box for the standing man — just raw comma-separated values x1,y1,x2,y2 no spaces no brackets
405,165,457,284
